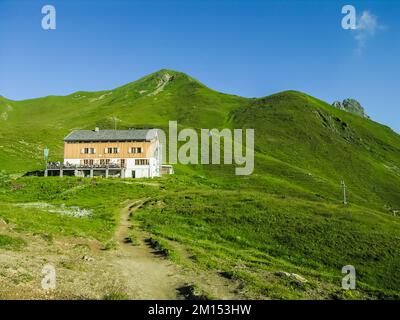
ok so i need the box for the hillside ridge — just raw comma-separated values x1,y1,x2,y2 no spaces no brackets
0,70,387,132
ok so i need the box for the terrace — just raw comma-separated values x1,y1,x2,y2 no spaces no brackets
45,162,127,178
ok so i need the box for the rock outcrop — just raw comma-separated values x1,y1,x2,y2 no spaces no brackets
332,99,369,119
147,72,174,97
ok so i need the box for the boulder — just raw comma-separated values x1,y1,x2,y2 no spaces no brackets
82,255,94,262
274,271,308,285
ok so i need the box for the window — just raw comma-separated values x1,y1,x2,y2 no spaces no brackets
81,148,96,154
104,147,120,154
100,159,111,166
135,159,149,166
82,159,94,166
129,147,142,154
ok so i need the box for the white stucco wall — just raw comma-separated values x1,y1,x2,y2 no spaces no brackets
64,156,161,179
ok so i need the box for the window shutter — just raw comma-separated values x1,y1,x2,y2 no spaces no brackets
93,148,96,154
128,148,131,154
117,148,120,153
104,148,108,154
81,148,84,154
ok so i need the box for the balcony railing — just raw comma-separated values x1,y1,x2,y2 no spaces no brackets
46,162,125,170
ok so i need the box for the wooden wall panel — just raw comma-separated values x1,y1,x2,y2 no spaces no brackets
64,141,153,159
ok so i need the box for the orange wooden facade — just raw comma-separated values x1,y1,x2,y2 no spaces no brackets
64,141,153,159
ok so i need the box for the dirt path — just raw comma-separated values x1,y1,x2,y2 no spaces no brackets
0,200,243,299
109,199,186,299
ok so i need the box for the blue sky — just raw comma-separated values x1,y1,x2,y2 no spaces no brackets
0,0,399,132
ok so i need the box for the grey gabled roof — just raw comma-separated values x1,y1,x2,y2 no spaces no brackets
64,129,158,142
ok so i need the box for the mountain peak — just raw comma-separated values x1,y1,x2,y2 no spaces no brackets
149,69,203,84
120,69,207,94
152,68,181,75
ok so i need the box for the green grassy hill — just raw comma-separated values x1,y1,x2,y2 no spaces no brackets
0,70,246,171
0,69,399,299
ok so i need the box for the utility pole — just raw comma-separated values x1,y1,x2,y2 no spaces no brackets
341,180,347,205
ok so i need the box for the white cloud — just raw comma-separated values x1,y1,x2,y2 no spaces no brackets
353,11,385,54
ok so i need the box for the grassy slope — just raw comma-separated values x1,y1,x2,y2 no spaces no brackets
135,183,400,298
231,91,400,211
0,70,399,298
